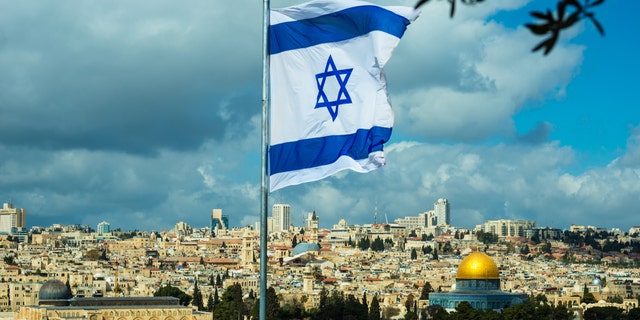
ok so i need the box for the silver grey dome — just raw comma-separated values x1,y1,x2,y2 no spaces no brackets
39,279,72,300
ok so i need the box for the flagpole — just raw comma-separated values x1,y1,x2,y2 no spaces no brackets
260,0,270,318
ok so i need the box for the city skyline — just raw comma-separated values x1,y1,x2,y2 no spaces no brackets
0,1,639,231
18,199,639,235
8,194,638,233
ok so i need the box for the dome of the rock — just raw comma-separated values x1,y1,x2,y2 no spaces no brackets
429,251,527,311
456,251,500,280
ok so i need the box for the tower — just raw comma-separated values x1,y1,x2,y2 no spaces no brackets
373,203,378,225
434,198,450,226
272,203,291,232
303,265,314,294
113,261,119,296
241,229,255,269
306,211,319,243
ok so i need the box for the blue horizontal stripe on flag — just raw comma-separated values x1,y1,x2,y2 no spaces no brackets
270,5,410,55
270,126,392,174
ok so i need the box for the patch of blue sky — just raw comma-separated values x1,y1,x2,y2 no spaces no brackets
502,1,639,171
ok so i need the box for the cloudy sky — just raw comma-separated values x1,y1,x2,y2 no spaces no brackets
1,0,638,232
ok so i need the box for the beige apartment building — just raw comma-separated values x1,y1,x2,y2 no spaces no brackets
482,219,536,238
0,202,26,233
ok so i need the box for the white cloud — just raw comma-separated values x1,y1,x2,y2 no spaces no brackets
386,0,584,142
269,132,640,230
617,125,640,167
1,0,637,233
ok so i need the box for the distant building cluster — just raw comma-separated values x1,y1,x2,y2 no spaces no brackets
394,198,451,230
480,219,537,238
0,198,638,320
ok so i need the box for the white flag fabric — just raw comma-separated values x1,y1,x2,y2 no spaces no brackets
269,0,419,192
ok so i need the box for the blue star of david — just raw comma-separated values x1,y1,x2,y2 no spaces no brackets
315,55,353,121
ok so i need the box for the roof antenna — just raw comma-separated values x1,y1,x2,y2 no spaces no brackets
373,201,378,225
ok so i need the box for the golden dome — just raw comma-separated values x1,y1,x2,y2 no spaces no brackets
456,251,500,279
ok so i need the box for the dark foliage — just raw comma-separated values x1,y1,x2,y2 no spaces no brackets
154,284,192,306
424,296,573,320
414,0,605,55
628,308,640,320
357,237,370,251
420,282,434,300
192,280,204,311
476,230,498,244
583,306,624,320
207,293,214,312
213,283,248,320
371,237,385,252
369,294,381,320
309,289,370,320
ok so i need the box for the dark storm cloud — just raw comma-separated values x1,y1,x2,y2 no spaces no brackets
0,1,266,230
0,1,261,155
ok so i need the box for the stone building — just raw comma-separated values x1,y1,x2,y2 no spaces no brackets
428,251,528,311
15,279,209,320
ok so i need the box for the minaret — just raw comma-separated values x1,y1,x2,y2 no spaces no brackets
303,265,314,294
241,229,254,269
374,203,378,225
114,260,119,296
309,211,319,244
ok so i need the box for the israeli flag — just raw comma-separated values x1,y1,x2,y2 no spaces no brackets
269,0,419,192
